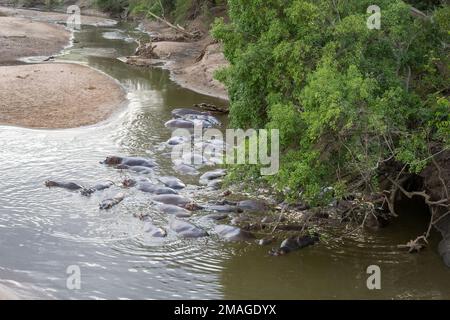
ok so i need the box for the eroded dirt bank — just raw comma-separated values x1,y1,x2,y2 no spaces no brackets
132,20,229,101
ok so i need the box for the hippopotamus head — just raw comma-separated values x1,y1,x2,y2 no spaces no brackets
102,156,123,165
44,180,58,187
184,202,204,211
122,178,137,188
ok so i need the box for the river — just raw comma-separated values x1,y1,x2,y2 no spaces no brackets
0,22,449,300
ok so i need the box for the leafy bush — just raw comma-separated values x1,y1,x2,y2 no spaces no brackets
213,0,449,204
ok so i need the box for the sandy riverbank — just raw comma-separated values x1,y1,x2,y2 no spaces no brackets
0,63,126,128
0,7,126,129
136,20,229,101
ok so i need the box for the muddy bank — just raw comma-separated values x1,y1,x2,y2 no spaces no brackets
134,20,229,101
0,63,126,128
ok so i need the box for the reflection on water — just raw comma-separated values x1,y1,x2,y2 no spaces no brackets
0,23,449,300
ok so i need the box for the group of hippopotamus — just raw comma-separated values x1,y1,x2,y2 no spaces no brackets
44,107,320,255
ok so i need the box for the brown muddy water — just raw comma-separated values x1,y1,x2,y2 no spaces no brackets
0,23,449,299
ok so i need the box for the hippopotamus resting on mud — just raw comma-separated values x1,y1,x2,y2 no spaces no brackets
158,176,186,190
101,156,156,168
137,181,178,195
214,225,255,242
156,204,192,218
170,219,208,238
152,194,192,208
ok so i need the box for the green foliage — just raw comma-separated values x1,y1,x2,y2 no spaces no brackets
213,0,450,204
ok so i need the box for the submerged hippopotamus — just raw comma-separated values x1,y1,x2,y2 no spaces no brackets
137,181,178,195
270,234,320,256
45,180,83,191
214,225,255,242
99,192,125,210
167,135,191,146
158,176,186,190
170,219,208,238
144,222,167,238
156,204,192,218
164,119,195,130
102,156,156,168
116,165,153,174
151,194,193,207
172,108,209,118
80,181,114,196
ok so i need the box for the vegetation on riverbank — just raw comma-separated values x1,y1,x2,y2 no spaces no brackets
213,0,449,208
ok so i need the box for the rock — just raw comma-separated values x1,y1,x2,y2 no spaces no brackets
144,222,167,238
99,193,125,210
152,194,192,207
214,225,255,242
170,219,208,238
158,176,186,190
157,204,192,218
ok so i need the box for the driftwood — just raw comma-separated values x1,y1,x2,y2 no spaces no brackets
147,11,201,39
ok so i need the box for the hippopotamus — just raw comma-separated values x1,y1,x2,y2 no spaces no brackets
214,225,255,242
80,181,114,196
144,222,167,238
178,153,208,167
156,204,191,218
207,179,223,190
270,234,320,256
237,200,269,212
151,194,193,207
167,136,190,146
99,192,125,210
181,114,221,127
158,176,186,190
204,204,241,213
164,119,195,130
171,108,209,118
45,180,83,191
201,213,229,221
199,169,227,185
116,165,153,174
137,181,178,195
173,164,199,176
102,156,156,168
170,219,208,238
